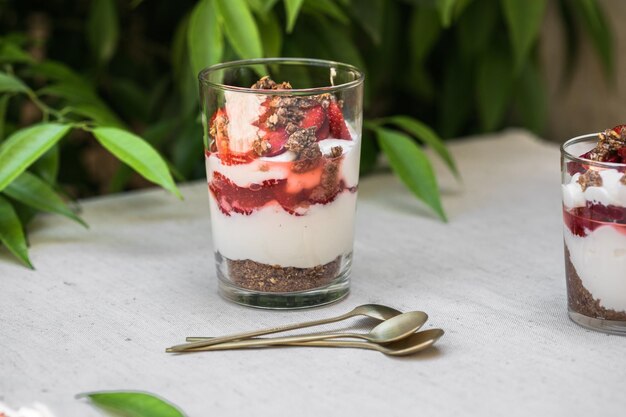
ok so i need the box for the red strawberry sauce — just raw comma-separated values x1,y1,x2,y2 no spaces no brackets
208,155,357,216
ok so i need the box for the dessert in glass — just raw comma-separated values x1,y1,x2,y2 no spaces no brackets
199,58,364,309
561,125,626,333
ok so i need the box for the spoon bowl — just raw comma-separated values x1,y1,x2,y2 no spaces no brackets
352,304,403,321
288,328,444,356
367,311,429,344
377,328,444,356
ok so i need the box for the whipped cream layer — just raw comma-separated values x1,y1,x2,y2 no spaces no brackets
564,224,626,311
209,191,357,268
562,169,626,209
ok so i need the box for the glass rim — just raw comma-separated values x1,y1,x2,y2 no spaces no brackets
561,133,625,168
198,57,364,95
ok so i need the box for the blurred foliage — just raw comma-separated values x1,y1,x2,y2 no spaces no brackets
0,0,614,267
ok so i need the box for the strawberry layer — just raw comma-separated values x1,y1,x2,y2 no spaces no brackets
563,205,626,237
209,170,356,216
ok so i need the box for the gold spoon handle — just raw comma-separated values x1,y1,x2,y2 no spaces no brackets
275,339,380,351
173,331,365,352
167,312,353,352
184,338,377,350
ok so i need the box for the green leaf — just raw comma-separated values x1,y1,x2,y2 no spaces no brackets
0,72,29,93
217,0,264,60
91,127,181,199
476,48,514,131
359,129,378,176
263,0,281,12
302,0,350,25
435,0,459,27
187,0,223,77
172,12,192,85
456,0,498,59
172,119,203,179
247,0,265,13
375,127,447,221
351,0,384,44
0,41,33,63
0,94,10,142
514,63,547,134
0,195,32,268
87,0,120,64
556,0,580,88
69,103,125,128
284,0,305,33
409,5,441,66
107,78,150,122
38,83,101,105
570,0,614,78
437,53,472,139
32,145,60,184
315,18,366,72
0,123,71,192
79,391,186,417
29,60,90,88
384,116,459,180
4,172,86,227
258,11,282,57
501,0,547,71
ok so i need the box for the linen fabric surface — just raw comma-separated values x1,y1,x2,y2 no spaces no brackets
1,130,625,417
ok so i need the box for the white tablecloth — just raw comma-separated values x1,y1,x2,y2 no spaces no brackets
1,130,624,417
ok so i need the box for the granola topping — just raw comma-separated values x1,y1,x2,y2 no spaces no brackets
586,128,626,162
577,170,603,191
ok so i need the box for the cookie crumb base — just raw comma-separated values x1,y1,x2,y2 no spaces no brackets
215,252,351,309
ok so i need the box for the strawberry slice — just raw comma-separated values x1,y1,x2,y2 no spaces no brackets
618,147,626,162
263,128,289,157
301,105,329,140
327,101,351,140
612,124,626,134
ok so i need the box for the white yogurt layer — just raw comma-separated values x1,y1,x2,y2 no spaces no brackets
562,169,626,209
564,225,626,311
209,191,357,268
207,137,361,188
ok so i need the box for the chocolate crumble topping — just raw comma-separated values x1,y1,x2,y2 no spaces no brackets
251,137,271,156
251,75,292,90
577,170,603,191
286,126,322,172
309,160,341,202
329,146,343,158
587,129,626,161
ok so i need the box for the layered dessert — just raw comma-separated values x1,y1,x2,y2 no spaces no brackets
562,125,626,321
206,76,360,293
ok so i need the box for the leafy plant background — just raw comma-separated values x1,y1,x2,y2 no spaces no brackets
0,0,613,267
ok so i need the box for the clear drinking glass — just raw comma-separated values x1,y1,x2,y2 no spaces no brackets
561,134,626,333
199,58,364,309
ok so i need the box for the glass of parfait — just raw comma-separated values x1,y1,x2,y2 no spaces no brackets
561,127,626,333
199,58,364,309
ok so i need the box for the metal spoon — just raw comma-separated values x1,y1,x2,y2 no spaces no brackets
169,311,428,353
286,328,444,356
168,304,402,352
